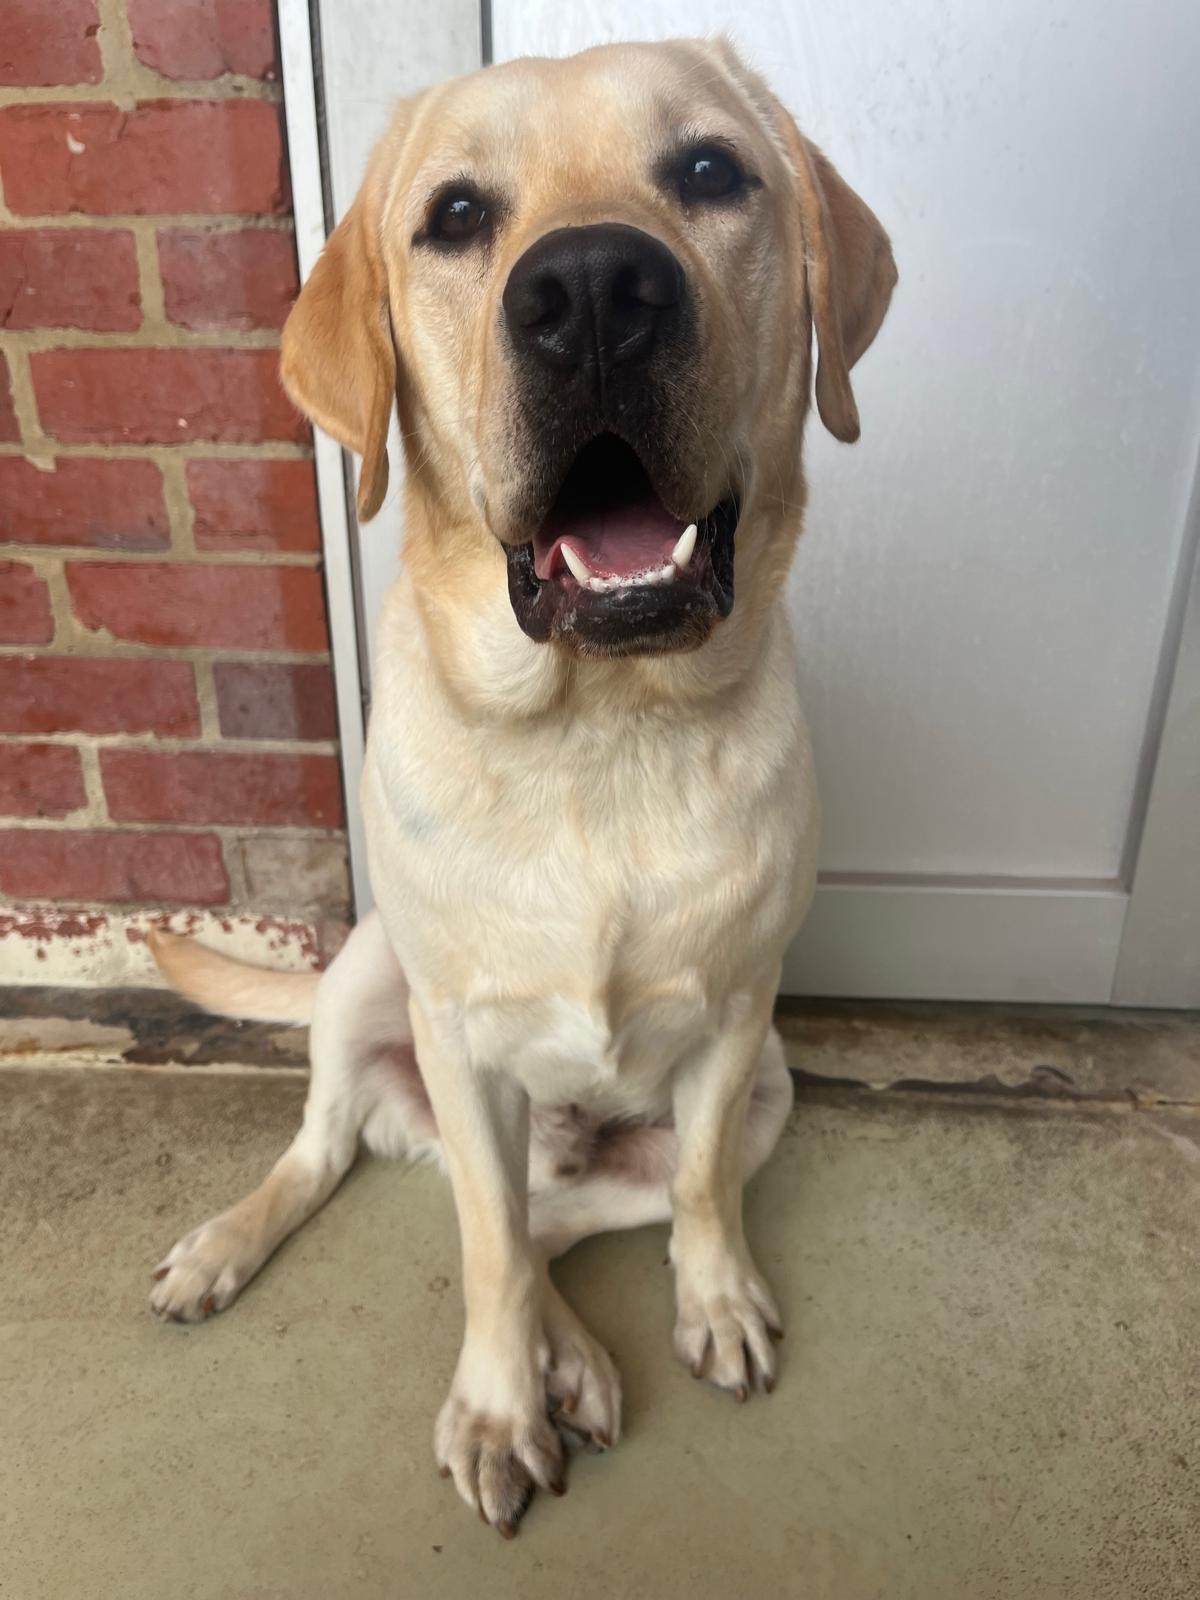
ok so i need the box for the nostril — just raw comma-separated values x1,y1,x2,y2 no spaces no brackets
610,263,645,313
615,257,682,312
506,272,569,332
528,274,570,329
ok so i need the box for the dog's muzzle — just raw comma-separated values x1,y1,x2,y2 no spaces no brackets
499,225,740,658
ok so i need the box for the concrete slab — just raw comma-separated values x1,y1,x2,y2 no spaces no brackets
3,1065,1197,1599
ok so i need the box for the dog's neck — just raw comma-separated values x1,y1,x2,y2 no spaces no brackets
392,484,802,729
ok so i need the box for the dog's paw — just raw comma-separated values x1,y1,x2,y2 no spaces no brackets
149,1214,256,1323
672,1244,783,1399
542,1286,622,1450
435,1380,565,1536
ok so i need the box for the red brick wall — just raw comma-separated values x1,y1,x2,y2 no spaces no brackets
0,0,351,976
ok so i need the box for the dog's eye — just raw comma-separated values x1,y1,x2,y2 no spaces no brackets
680,146,743,203
430,190,488,244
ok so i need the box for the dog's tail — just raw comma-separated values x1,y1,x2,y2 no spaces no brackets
147,928,319,1025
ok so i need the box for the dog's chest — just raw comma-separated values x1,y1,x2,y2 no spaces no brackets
428,812,784,1108
367,652,816,1108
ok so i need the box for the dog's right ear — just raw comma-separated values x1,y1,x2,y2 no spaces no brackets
281,99,421,523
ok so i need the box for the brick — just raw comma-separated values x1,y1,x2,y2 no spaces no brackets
0,0,102,87
101,749,344,827
0,354,18,442
0,742,86,817
0,457,168,549
67,561,329,650
0,656,200,736
159,227,297,331
0,561,54,643
31,349,306,445
128,0,276,82
188,459,320,552
239,835,351,916
0,828,229,903
214,661,337,740
0,229,140,331
0,100,288,216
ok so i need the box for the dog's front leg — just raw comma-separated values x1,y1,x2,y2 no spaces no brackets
670,986,784,1400
410,1000,565,1532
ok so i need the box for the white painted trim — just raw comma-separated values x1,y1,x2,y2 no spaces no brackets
782,881,1129,1003
0,906,320,988
277,0,373,918
1113,450,1200,1007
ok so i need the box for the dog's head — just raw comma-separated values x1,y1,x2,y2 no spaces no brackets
282,40,895,663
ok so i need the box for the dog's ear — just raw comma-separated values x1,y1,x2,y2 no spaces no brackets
788,134,897,443
281,99,421,522
706,40,896,443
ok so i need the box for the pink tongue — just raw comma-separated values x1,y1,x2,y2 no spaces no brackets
534,496,682,580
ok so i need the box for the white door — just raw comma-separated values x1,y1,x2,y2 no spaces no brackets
284,0,1200,1004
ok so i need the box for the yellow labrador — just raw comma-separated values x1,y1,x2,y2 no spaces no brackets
148,37,895,1535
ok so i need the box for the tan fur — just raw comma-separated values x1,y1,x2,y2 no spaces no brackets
150,39,894,1536
147,928,319,1024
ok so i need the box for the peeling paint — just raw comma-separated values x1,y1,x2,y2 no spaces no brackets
0,904,320,988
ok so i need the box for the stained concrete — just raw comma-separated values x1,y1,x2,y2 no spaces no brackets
3,1064,1198,1599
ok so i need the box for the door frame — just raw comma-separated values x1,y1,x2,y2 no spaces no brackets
277,0,486,919
279,0,1200,1006
1112,458,1200,1007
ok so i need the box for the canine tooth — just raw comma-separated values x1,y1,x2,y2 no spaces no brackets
671,523,698,571
561,545,591,586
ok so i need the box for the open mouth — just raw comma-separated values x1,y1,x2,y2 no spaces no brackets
505,434,738,655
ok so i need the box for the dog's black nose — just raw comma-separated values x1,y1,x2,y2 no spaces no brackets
502,223,684,381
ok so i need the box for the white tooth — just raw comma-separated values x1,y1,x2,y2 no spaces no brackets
561,544,591,586
671,523,698,571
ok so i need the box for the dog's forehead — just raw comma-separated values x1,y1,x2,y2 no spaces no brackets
411,42,761,190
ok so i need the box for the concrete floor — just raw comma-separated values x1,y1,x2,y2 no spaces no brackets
3,1062,1198,1599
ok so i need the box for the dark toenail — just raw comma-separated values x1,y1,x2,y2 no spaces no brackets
593,1429,610,1449
498,1521,517,1540
438,1466,450,1479
764,1375,775,1394
549,1479,566,1497
201,1295,215,1316
152,1266,169,1280
734,1385,748,1403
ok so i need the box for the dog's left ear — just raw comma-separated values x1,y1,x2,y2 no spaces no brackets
788,134,897,443
706,39,896,443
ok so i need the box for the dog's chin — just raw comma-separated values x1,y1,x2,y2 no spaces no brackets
502,433,739,659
